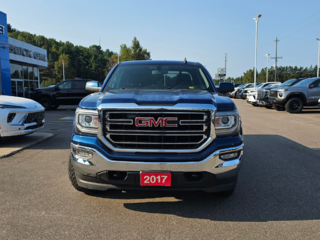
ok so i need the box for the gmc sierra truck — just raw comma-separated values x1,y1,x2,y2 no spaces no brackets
69,61,244,196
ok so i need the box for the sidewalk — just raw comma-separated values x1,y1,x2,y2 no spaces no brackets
0,133,54,158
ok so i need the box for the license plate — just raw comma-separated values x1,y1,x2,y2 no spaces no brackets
140,172,171,187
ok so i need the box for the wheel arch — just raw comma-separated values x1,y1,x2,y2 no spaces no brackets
286,93,307,104
35,94,54,102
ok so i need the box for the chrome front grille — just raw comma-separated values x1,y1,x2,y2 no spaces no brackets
257,90,267,99
103,111,211,150
269,90,277,97
24,111,45,124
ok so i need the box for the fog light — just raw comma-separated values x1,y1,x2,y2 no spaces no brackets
220,152,238,160
73,148,93,159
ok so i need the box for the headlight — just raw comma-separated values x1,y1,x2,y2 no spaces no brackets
0,104,26,109
214,110,239,136
75,108,99,134
78,114,99,128
215,116,236,129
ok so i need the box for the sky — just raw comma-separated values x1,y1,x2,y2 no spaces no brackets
1,0,320,78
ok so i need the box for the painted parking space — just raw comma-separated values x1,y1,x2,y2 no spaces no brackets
60,117,74,120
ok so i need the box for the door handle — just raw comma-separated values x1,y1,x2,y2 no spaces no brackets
67,91,72,93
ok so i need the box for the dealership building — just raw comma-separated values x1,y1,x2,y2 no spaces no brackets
0,11,47,97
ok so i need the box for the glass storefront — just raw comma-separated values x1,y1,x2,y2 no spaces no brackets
10,63,40,99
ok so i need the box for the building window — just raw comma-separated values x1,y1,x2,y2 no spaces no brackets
23,66,28,79
34,67,38,80
10,64,22,79
28,66,34,80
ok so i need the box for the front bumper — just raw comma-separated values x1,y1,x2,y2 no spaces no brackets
0,108,45,137
269,97,286,105
247,95,257,104
70,142,243,193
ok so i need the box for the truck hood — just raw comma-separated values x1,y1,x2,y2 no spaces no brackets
79,89,236,111
36,86,55,91
0,95,43,109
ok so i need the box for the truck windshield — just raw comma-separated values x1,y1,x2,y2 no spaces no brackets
105,64,213,91
279,79,299,87
293,78,313,87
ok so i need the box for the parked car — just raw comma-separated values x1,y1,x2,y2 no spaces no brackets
255,84,281,108
239,83,260,99
269,77,320,113
231,83,252,98
246,82,281,106
0,95,45,138
229,84,244,98
256,79,304,109
34,79,98,110
69,60,243,196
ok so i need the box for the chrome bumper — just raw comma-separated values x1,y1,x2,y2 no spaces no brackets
71,143,244,180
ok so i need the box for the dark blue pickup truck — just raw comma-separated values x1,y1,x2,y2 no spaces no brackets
69,60,244,196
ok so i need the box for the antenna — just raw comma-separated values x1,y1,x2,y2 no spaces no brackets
184,58,187,64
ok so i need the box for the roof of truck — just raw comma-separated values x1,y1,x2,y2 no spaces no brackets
119,60,199,66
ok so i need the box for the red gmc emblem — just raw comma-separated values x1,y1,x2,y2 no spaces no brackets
135,117,177,127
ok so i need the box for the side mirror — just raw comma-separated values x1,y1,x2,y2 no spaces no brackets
55,86,60,91
86,81,101,92
217,82,234,94
309,84,315,89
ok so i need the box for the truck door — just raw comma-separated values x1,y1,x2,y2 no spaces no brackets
73,80,91,104
54,81,74,105
307,79,320,105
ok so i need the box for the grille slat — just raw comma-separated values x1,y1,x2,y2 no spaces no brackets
104,111,211,150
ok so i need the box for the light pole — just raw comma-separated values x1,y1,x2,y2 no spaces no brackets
265,53,270,82
317,38,320,78
253,14,262,89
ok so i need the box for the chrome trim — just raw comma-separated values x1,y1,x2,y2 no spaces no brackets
96,103,216,153
217,159,240,168
70,142,243,165
19,114,28,125
107,134,206,145
108,133,205,136
106,127,207,132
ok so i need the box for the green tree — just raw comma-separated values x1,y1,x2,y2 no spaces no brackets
257,68,266,82
54,54,74,80
120,37,151,62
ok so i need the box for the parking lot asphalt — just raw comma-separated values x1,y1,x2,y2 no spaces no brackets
1,102,320,239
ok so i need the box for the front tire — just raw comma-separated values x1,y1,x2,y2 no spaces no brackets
52,105,59,110
273,104,285,111
39,98,52,110
68,155,98,194
285,98,303,113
